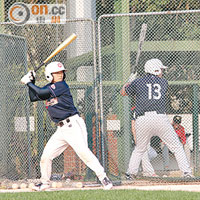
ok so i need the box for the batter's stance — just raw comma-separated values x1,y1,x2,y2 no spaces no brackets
121,59,192,178
21,62,113,191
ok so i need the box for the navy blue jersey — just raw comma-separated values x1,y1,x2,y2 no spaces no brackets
125,74,168,118
43,81,79,123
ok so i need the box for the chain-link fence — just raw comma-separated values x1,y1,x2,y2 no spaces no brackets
0,19,98,181
0,4,200,186
1,0,200,23
0,34,29,180
98,10,200,180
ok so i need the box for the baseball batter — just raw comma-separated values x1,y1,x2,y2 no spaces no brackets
21,62,113,191
121,59,192,178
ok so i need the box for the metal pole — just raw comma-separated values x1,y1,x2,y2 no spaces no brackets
97,16,105,168
24,39,32,178
99,9,200,19
192,84,199,174
91,20,100,161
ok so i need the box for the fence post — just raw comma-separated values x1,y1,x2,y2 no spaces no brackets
192,84,199,174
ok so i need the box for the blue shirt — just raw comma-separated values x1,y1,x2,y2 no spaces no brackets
44,81,79,123
125,74,168,118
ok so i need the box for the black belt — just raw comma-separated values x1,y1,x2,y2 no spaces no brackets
57,118,70,127
56,113,80,127
136,111,165,119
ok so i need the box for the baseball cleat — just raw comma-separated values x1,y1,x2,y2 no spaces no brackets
183,172,194,178
32,183,50,191
101,177,113,190
125,173,136,180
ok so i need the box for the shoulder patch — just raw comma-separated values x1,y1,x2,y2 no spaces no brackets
51,84,56,89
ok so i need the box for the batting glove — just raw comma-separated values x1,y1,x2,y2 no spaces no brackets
30,70,36,84
21,70,36,84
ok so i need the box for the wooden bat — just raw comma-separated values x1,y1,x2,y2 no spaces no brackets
34,33,77,72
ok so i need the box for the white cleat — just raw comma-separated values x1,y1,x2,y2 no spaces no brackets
101,177,113,190
183,172,194,178
32,183,50,191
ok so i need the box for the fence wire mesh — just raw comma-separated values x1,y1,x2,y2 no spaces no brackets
2,0,200,23
98,10,200,180
0,3,200,186
0,34,29,180
0,19,98,181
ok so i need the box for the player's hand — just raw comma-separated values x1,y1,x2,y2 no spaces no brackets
127,72,137,83
21,71,35,84
30,70,36,84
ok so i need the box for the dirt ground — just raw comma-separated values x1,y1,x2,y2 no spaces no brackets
1,179,200,193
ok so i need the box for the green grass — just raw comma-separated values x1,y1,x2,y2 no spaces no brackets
0,189,200,200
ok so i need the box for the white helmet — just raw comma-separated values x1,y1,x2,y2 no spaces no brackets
144,59,167,75
45,61,66,82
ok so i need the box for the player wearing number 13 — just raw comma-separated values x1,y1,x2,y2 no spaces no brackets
121,59,192,178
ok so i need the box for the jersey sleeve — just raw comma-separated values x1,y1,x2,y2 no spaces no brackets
27,83,51,102
47,81,68,97
125,80,136,96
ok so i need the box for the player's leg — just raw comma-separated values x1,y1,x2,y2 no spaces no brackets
184,144,191,166
141,144,157,176
127,116,151,176
33,128,68,191
162,143,170,170
158,115,192,176
61,115,112,189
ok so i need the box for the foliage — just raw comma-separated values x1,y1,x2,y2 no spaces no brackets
130,0,200,12
96,0,200,19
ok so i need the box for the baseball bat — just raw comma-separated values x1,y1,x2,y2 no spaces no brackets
34,33,77,72
127,23,147,83
132,23,147,73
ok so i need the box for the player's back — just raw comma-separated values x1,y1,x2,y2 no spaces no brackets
126,74,168,118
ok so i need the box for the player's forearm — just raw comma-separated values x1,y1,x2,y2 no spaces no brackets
120,82,129,96
28,88,39,102
27,82,51,101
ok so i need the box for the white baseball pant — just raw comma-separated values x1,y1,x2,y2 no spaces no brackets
141,144,157,176
40,114,106,184
127,111,191,176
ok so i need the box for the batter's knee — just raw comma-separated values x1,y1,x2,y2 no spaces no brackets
135,146,148,154
40,154,53,164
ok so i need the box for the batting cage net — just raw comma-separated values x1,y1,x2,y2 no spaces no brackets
0,34,29,180
0,10,199,187
98,10,200,181
0,19,98,182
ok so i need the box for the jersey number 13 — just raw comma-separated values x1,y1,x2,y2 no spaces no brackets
146,83,161,100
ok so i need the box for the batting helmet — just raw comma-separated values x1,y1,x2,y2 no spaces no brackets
173,115,182,124
144,59,167,76
45,61,66,82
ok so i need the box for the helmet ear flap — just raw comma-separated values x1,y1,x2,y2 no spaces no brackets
45,71,53,82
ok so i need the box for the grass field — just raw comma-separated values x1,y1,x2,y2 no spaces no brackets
0,189,200,200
